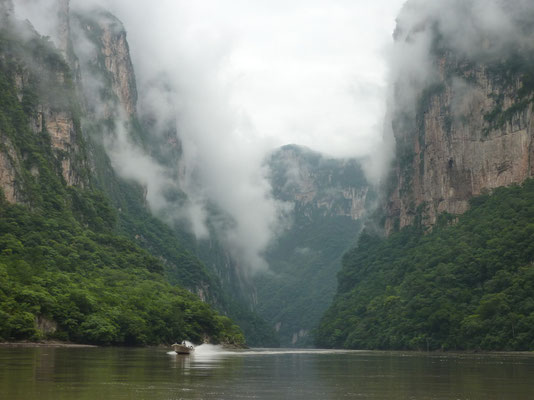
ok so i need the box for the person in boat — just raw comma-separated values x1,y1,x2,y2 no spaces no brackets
176,340,194,350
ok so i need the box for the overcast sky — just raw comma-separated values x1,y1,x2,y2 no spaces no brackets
72,0,406,159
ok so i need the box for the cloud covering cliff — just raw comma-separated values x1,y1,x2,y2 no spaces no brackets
15,0,405,272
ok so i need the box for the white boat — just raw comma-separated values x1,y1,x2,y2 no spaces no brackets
172,342,194,354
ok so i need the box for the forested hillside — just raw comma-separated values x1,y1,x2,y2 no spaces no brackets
0,3,244,346
316,180,534,351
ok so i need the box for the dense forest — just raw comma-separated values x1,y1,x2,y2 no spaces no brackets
316,180,534,351
0,196,244,346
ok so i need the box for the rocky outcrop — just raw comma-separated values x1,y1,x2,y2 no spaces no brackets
3,1,134,196
0,139,18,203
46,110,82,186
72,10,138,117
0,1,87,203
0,1,17,202
384,2,534,233
269,145,373,220
98,19,137,116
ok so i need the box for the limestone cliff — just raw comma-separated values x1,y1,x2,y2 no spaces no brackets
385,0,534,233
0,0,273,347
72,9,138,117
270,144,374,221
0,139,18,203
0,2,87,202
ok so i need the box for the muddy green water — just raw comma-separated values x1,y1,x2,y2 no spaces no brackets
1,346,533,399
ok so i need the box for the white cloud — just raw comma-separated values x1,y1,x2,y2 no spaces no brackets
26,0,405,272
73,0,404,159
14,0,60,41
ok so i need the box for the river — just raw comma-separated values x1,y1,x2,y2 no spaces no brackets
1,346,533,399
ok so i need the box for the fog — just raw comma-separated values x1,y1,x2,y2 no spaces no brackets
14,0,61,40
391,0,534,115
14,0,534,273
15,0,406,273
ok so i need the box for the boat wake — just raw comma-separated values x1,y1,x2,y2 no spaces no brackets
167,344,358,359
167,344,230,359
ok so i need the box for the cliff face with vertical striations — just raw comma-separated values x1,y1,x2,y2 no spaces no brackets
0,139,17,203
0,0,19,203
269,145,373,221
72,8,138,117
384,0,534,233
0,0,87,200
98,18,137,116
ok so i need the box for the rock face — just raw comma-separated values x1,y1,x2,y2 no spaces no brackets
0,1,139,201
384,0,534,233
0,140,18,203
21,63,83,188
98,18,137,116
46,110,82,186
72,9,138,117
270,145,373,221
0,1,86,202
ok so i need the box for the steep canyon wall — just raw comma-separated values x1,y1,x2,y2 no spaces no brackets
385,0,534,232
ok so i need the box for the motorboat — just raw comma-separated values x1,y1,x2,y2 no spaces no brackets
172,342,194,355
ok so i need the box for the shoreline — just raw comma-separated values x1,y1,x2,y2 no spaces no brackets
0,341,97,348
1,342,530,355
0,341,246,350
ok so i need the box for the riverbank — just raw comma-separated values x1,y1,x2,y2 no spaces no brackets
0,340,249,350
0,341,97,348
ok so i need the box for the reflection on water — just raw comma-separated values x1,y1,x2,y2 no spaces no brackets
0,345,534,399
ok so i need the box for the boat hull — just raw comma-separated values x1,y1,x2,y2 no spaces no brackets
172,343,194,354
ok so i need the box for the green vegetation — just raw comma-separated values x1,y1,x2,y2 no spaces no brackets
0,197,244,346
105,177,279,347
0,22,244,346
316,180,534,351
258,214,362,347
254,146,370,347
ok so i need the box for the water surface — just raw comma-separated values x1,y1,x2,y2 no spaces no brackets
1,345,533,399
